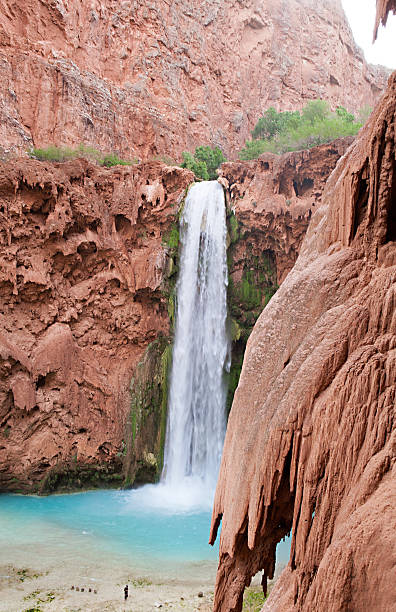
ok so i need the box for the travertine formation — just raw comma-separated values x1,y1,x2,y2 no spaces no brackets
210,67,396,612
375,0,396,35
0,158,193,491
0,0,390,160
221,138,353,284
0,137,352,492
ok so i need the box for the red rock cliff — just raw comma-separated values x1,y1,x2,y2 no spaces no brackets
0,137,353,492
210,61,396,612
221,138,353,285
0,159,193,491
0,0,390,160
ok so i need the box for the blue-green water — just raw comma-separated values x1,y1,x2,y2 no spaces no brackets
0,487,218,573
0,484,291,579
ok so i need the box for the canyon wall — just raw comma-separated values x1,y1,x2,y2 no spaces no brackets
220,138,353,412
0,135,351,492
210,70,396,612
0,158,193,491
0,0,390,160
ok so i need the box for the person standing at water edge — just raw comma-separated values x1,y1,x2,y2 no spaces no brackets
124,584,128,600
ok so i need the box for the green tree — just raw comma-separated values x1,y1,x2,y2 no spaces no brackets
181,146,226,180
194,145,226,179
252,107,300,140
240,99,361,160
301,99,330,124
336,106,355,123
181,151,209,180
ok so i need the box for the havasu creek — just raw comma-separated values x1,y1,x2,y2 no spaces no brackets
0,1,395,612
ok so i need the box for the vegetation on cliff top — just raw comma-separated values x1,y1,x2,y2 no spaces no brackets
30,144,137,167
181,145,226,180
239,100,371,160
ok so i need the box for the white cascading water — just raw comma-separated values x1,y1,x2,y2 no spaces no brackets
127,181,229,513
161,180,230,506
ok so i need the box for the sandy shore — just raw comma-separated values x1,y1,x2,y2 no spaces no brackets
0,561,216,612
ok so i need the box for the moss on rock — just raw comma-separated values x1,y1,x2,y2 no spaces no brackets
226,216,278,414
123,337,173,487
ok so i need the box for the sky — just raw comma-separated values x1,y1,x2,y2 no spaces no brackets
341,0,396,68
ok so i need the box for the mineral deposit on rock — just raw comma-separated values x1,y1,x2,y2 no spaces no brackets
210,59,396,612
0,159,193,490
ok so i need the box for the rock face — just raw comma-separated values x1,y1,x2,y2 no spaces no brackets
0,158,193,491
375,0,396,34
0,0,390,160
210,69,396,612
0,136,352,492
222,138,353,284
221,138,353,413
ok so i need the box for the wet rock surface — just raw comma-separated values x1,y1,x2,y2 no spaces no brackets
221,138,353,416
0,158,193,491
0,136,353,492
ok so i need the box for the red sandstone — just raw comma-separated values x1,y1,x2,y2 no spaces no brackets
0,0,390,161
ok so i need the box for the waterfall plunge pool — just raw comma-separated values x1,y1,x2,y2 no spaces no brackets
0,182,291,607
0,484,291,581
0,484,219,581
0,484,222,611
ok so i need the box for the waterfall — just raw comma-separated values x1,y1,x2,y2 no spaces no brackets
162,181,230,498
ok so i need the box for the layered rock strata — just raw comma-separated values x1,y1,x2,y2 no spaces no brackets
210,71,396,612
0,158,193,492
0,0,390,160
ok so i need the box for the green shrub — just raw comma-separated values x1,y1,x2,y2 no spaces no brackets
102,153,131,167
252,107,301,140
242,586,267,611
240,100,364,160
163,225,179,250
181,145,226,180
30,145,136,167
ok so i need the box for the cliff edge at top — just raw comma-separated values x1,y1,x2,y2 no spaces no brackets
210,8,396,611
0,0,390,160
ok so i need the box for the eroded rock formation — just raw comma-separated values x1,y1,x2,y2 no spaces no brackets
220,138,353,413
222,138,353,284
375,0,396,35
0,134,353,492
0,0,390,160
210,69,396,612
0,158,193,491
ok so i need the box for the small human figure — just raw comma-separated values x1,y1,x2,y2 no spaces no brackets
124,584,129,601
